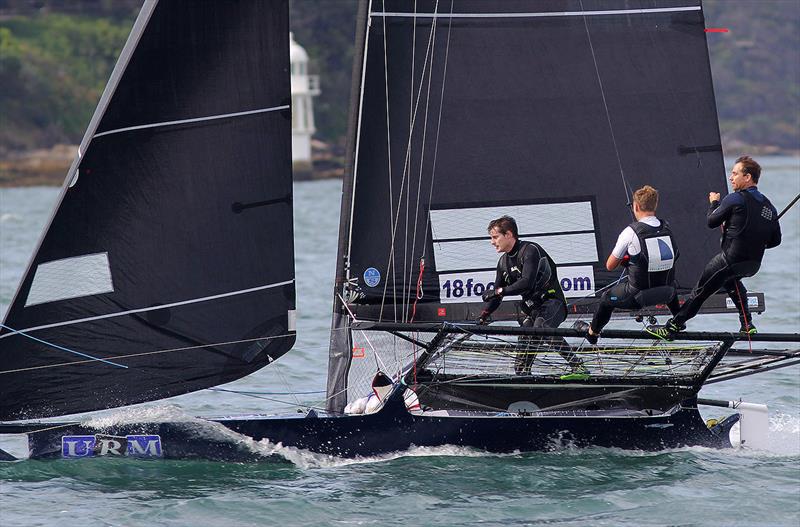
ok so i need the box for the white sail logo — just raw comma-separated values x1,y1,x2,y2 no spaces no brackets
430,201,599,301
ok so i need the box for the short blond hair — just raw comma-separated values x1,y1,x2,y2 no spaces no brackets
633,185,658,212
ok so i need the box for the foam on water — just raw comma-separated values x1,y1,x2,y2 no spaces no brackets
256,440,511,469
82,406,518,466
0,212,21,223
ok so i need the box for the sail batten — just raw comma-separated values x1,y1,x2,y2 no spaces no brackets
93,104,291,139
1,279,296,341
372,7,702,19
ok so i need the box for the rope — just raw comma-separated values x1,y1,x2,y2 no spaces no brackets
379,0,397,323
409,258,426,322
420,0,454,259
579,0,633,213
0,332,296,375
733,280,753,353
378,0,439,322
405,2,440,320
0,322,127,369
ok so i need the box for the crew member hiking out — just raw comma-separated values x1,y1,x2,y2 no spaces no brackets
648,156,782,340
580,185,681,344
479,215,586,375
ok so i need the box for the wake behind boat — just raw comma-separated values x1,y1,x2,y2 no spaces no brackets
1,0,798,461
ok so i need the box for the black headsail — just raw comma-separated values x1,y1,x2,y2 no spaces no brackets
0,0,295,420
327,0,725,411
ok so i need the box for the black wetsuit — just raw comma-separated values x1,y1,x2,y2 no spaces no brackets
483,240,579,372
671,187,781,327
590,219,681,333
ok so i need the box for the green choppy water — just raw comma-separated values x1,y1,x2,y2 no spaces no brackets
1,157,798,526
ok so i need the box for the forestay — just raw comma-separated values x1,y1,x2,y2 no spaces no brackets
0,0,296,420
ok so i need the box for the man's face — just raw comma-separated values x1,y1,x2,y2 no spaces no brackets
489,227,516,253
730,162,753,191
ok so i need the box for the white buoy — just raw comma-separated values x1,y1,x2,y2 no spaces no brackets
365,392,383,414
344,395,369,415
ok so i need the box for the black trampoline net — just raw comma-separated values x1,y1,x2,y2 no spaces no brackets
345,326,723,405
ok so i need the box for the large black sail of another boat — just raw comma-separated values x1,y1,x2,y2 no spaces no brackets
328,0,726,410
0,0,295,420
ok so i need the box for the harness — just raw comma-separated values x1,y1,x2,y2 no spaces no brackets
722,189,778,263
627,219,678,290
500,241,560,303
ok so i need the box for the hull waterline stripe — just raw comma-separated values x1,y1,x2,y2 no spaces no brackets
0,280,294,339
93,104,290,138
372,6,700,19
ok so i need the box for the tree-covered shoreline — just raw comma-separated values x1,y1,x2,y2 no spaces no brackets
0,0,797,184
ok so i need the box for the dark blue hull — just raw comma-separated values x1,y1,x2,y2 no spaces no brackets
16,388,737,461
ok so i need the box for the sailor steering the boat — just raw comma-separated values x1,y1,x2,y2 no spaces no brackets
479,215,584,374
583,185,681,344
648,155,782,339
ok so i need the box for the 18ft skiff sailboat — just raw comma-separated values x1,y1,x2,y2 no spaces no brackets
1,0,798,461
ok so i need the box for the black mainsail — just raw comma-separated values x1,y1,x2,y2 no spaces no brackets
0,0,296,420
328,0,727,411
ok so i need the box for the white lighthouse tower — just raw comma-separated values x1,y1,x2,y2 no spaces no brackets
289,32,320,176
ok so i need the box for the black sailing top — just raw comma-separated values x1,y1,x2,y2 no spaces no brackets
709,187,781,263
485,240,565,315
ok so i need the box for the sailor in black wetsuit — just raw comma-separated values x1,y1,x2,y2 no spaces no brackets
649,156,781,339
584,186,681,344
479,215,584,374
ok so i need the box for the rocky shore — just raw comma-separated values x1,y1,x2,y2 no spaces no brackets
1,141,796,188
0,140,347,187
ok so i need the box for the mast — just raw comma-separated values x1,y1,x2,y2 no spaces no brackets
326,0,371,412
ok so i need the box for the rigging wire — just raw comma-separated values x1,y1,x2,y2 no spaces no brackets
0,332,296,375
733,280,753,354
405,1,441,322
579,0,634,214
378,0,439,321
402,0,419,323
0,322,127,369
379,0,397,324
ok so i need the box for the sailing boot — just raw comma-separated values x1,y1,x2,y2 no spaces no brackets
586,328,599,346
645,319,684,341
560,360,590,380
737,306,757,335
740,323,758,335
727,282,756,335
571,320,598,345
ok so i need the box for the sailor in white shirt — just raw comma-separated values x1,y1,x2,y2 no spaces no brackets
583,186,681,344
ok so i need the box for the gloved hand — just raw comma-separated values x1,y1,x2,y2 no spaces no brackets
482,287,501,302
477,310,491,325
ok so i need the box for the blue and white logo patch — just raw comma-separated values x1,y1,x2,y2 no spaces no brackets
61,434,163,458
363,267,381,288
645,236,675,272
